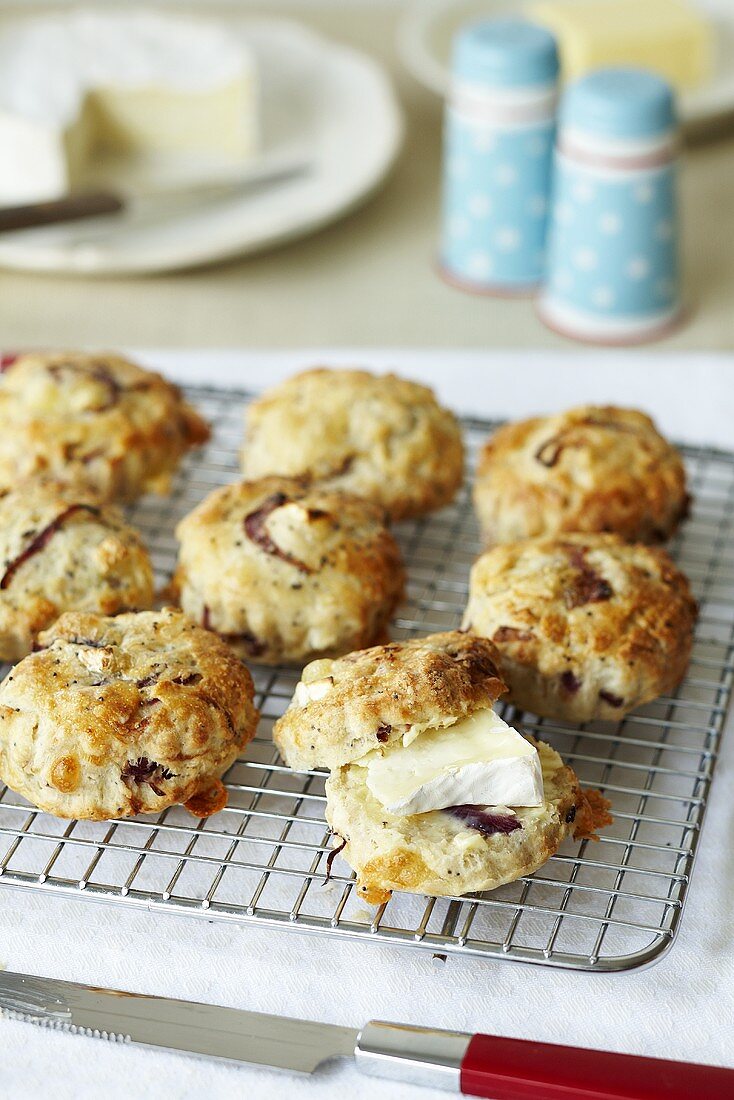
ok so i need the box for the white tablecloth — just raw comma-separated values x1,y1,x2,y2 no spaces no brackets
2,351,733,1100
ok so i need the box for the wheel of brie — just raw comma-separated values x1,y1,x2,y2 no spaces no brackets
0,11,259,204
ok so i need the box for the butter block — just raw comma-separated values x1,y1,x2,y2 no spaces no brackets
529,0,713,91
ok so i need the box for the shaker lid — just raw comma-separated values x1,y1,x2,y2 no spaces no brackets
453,17,559,88
560,68,677,139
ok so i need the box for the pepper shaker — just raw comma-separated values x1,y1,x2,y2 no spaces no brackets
539,68,682,344
439,18,560,294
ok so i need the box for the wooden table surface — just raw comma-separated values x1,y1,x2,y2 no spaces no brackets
2,1,734,352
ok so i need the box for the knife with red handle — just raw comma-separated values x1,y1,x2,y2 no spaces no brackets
1,971,731,1097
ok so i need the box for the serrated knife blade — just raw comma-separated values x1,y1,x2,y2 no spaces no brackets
0,970,356,1074
2,970,732,1098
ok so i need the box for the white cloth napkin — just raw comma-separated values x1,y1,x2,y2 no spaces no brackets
2,351,733,1100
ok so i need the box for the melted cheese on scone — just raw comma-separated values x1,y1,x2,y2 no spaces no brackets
361,709,543,816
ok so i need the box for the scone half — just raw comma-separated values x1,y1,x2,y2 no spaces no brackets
326,736,601,905
273,632,506,772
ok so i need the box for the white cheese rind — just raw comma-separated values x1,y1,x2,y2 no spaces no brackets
364,709,544,816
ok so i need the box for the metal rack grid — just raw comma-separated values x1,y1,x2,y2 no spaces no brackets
0,384,732,973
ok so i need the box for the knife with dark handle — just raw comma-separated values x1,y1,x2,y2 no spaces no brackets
0,191,125,232
0,155,310,235
1,970,731,1098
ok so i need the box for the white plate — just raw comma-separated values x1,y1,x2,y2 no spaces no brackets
0,18,403,275
399,0,734,132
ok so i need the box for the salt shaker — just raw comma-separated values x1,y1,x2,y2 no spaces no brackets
539,68,681,344
439,18,560,294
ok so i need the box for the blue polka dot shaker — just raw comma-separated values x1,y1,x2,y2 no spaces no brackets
539,69,681,344
440,18,559,294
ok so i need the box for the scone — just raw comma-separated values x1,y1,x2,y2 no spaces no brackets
241,368,464,520
0,351,210,502
326,736,604,904
462,533,697,722
273,631,506,772
274,631,609,903
0,608,259,820
474,405,689,545
173,476,405,664
0,479,154,661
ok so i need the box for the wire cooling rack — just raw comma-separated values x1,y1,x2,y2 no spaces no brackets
0,384,732,973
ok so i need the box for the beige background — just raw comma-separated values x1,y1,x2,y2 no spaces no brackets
1,1,734,350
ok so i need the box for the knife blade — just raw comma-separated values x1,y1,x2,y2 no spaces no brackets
2,969,733,1098
0,970,356,1074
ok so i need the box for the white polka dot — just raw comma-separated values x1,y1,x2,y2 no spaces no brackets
472,130,497,153
526,134,547,157
572,179,595,203
528,194,547,217
634,182,654,204
496,226,521,251
449,156,468,180
655,219,674,241
627,256,650,280
553,269,573,291
554,201,573,226
495,163,518,186
467,194,492,218
467,251,493,278
573,247,598,272
600,212,622,235
448,214,470,240
592,286,615,308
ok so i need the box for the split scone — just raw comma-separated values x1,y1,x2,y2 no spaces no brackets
0,351,210,502
326,735,596,904
274,632,608,903
173,476,405,664
240,368,464,521
0,479,154,662
474,405,689,545
0,608,259,820
462,534,697,723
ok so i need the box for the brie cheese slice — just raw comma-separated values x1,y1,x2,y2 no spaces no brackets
363,709,543,816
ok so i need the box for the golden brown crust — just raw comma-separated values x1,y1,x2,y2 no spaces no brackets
0,608,259,820
273,631,506,771
173,476,405,665
474,405,689,545
462,533,697,722
573,788,614,842
0,478,154,661
0,351,210,503
241,368,464,520
325,737,585,904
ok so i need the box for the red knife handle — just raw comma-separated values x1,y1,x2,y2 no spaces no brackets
460,1032,734,1100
